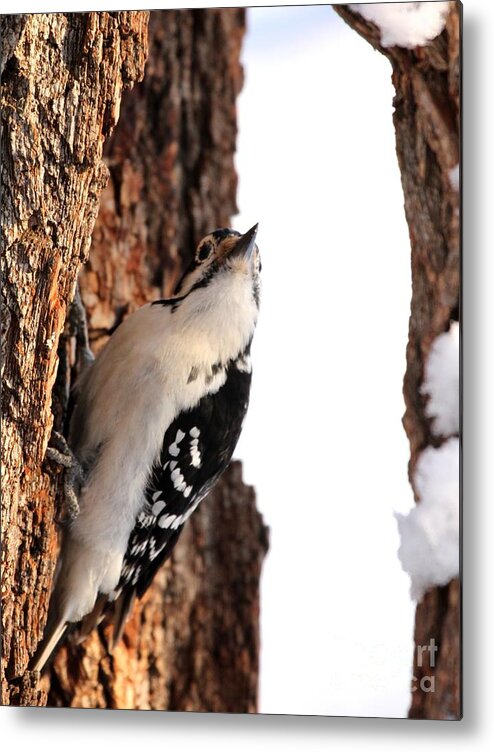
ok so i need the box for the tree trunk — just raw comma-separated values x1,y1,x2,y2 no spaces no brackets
334,2,461,720
1,9,268,713
1,10,149,707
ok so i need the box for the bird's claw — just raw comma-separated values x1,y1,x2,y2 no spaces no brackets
45,431,83,523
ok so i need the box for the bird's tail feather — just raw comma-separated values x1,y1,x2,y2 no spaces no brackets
29,588,136,672
77,593,108,642
30,617,69,673
109,588,136,651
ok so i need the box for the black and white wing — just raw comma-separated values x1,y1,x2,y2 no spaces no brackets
114,354,252,610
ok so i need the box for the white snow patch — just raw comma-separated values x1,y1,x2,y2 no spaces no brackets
421,322,459,438
349,2,451,49
396,438,459,601
449,163,460,192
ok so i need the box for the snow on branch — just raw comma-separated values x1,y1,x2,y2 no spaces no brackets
396,438,459,601
349,2,452,49
397,321,460,600
421,321,459,438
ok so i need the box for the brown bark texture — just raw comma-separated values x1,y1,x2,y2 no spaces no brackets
1,8,268,713
1,10,149,707
334,2,461,721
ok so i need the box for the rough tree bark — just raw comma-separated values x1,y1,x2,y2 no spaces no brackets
1,10,149,707
1,9,268,712
334,3,461,720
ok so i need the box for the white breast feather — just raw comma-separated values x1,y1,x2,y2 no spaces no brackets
59,267,257,622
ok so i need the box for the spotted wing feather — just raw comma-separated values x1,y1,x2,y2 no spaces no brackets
116,356,252,602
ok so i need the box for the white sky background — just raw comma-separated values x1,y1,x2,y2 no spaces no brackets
233,5,416,718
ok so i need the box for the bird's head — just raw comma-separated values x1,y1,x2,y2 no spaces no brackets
153,224,261,361
173,223,261,306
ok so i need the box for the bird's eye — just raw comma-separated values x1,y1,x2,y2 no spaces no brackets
197,240,213,263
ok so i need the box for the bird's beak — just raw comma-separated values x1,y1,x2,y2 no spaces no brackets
229,223,259,261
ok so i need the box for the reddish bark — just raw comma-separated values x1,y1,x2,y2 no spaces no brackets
1,10,149,707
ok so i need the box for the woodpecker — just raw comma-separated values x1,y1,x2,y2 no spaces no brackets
32,223,261,671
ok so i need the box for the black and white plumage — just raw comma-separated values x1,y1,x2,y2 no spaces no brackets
32,224,261,671
118,348,251,599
